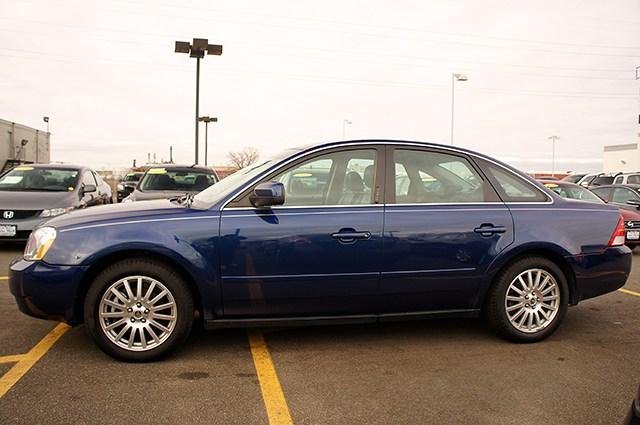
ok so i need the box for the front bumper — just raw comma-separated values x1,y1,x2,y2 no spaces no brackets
568,246,632,303
9,258,88,324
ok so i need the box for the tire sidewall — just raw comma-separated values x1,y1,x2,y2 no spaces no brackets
491,257,569,342
83,259,193,362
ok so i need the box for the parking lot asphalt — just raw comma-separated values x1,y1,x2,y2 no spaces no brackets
0,245,639,425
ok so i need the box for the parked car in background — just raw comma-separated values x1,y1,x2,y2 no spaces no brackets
613,173,640,185
561,173,587,184
0,164,110,241
624,385,640,425
540,180,640,249
585,174,615,188
9,140,631,361
116,171,144,202
122,165,218,202
590,185,640,211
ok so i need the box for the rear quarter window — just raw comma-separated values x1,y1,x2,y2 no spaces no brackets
480,161,549,202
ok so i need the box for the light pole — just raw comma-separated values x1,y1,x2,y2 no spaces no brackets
450,73,468,145
175,38,223,164
342,119,352,139
43,116,49,133
548,135,560,177
198,116,218,166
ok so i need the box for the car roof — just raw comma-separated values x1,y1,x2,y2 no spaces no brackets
15,163,85,170
537,179,581,188
143,164,215,173
590,184,640,189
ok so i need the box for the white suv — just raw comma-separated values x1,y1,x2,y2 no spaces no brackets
613,173,640,185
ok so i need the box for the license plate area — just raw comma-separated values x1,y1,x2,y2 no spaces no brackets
626,230,640,240
0,224,17,237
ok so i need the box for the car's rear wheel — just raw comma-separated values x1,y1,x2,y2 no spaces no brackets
84,258,194,361
485,256,568,342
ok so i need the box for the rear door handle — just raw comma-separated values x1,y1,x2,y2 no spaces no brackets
474,224,507,236
331,229,371,243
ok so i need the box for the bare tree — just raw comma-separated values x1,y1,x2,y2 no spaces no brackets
228,147,259,169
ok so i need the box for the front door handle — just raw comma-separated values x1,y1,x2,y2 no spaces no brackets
474,224,507,236
331,229,371,243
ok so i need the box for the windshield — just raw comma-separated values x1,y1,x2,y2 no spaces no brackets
0,166,80,192
124,173,143,182
544,183,603,203
562,174,584,184
139,168,217,192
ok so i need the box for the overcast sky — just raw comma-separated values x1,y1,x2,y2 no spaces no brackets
1,0,639,172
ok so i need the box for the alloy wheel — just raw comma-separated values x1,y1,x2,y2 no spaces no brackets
504,268,560,334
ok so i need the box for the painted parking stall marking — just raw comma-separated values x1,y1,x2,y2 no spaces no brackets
0,323,70,398
619,288,640,298
0,354,26,365
248,331,293,425
0,276,8,281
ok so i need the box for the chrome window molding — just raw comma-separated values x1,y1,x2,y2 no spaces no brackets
219,141,554,211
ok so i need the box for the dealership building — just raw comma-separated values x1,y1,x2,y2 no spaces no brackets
603,143,640,173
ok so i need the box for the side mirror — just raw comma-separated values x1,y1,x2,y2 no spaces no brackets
249,182,285,208
627,199,640,208
82,184,97,194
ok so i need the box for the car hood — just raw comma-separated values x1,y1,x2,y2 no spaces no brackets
0,190,76,210
129,189,202,202
44,199,197,229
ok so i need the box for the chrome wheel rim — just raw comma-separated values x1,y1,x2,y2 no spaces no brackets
98,275,177,352
505,268,560,334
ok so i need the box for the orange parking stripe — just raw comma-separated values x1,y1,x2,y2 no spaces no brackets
619,288,640,298
0,323,70,398
0,354,26,364
248,331,293,425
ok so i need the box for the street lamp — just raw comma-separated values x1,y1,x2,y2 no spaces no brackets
450,73,468,145
198,116,218,166
548,135,560,177
175,38,223,164
42,116,49,133
342,119,352,139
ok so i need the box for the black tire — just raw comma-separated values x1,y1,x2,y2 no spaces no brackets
84,258,194,362
485,256,569,343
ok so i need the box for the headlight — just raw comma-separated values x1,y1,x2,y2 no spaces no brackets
117,183,125,191
24,227,57,261
40,207,73,218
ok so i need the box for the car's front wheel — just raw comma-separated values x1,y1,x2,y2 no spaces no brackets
84,258,194,361
485,256,569,342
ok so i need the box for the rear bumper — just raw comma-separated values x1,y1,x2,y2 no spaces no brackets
9,258,87,325
567,246,632,304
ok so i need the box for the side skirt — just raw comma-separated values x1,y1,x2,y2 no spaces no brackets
204,309,480,330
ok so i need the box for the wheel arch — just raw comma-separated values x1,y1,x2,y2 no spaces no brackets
72,249,205,325
479,245,578,309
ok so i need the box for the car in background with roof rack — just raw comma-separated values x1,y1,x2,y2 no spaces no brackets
612,172,640,186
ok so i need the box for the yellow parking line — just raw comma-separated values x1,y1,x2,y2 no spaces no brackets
248,331,293,425
619,288,640,297
0,323,70,399
0,276,8,281
0,354,26,364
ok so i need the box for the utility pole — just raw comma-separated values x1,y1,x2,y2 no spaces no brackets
450,73,468,145
198,117,218,166
175,39,223,164
548,135,560,177
342,119,352,139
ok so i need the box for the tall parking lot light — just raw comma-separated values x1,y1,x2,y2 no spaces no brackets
198,116,218,166
548,135,560,177
450,73,468,145
175,38,223,164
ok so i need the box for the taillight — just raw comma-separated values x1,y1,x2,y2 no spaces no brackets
608,215,625,247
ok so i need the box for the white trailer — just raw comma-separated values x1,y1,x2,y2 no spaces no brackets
0,118,50,173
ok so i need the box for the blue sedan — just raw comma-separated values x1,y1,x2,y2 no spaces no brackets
9,140,631,361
